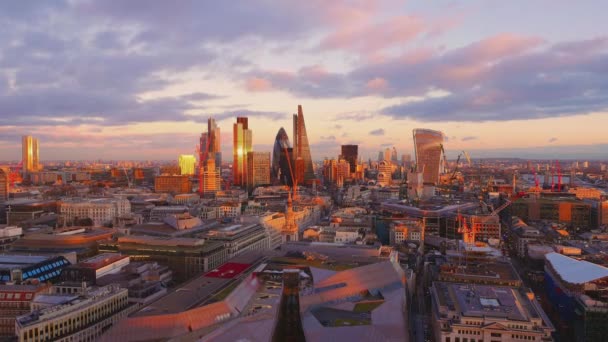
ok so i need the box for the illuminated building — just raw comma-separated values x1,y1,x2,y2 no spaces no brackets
271,127,292,185
178,154,196,175
59,198,131,226
15,285,135,342
202,159,221,196
200,117,222,167
413,128,445,185
154,175,191,194
160,165,180,175
247,152,270,193
340,145,358,174
282,193,298,243
21,136,39,174
390,219,424,245
233,117,252,187
383,147,391,162
431,282,554,342
292,105,315,183
0,169,7,224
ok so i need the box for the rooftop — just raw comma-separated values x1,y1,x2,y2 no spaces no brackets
545,252,608,284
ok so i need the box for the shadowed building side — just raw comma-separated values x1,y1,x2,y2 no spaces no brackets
272,269,306,342
272,127,293,186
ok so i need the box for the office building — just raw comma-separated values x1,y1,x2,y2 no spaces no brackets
202,158,221,196
21,136,39,174
377,160,392,186
247,152,271,193
0,283,52,338
431,282,554,342
15,284,135,342
59,198,131,226
115,236,227,280
383,147,391,162
178,154,196,175
401,154,411,166
340,145,358,174
272,128,292,185
0,169,7,224
292,105,315,183
200,117,222,167
233,117,252,187
413,128,444,185
154,175,191,194
544,252,608,341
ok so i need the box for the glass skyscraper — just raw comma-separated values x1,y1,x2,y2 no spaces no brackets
413,128,445,185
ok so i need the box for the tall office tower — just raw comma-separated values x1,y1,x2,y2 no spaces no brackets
341,145,358,174
233,117,252,187
413,128,445,185
247,152,271,193
391,147,398,163
384,148,391,162
272,128,292,185
200,118,222,167
377,151,384,162
208,117,222,166
178,155,196,175
0,169,7,224
292,105,315,183
202,159,221,196
21,136,40,173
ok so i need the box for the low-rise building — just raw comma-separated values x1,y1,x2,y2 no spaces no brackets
0,283,51,337
431,282,554,342
59,198,131,226
199,202,241,220
390,219,424,245
154,175,190,194
114,236,227,281
15,284,136,342
334,227,360,244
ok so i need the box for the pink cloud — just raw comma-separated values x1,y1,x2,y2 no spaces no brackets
320,15,425,54
299,65,329,82
366,77,388,92
245,77,273,92
460,33,544,63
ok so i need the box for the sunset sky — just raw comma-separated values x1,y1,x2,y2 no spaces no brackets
0,1,607,161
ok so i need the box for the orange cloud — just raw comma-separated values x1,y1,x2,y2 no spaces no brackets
245,77,273,92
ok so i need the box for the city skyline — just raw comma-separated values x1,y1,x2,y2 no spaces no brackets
1,1,608,161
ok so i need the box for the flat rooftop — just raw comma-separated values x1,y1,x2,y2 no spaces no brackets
0,255,49,269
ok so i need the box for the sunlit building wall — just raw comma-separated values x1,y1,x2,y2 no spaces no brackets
21,136,39,173
178,155,196,175
247,152,271,193
233,117,252,187
413,128,445,185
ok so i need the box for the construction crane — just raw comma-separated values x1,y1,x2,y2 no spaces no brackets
122,167,132,188
556,160,562,192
